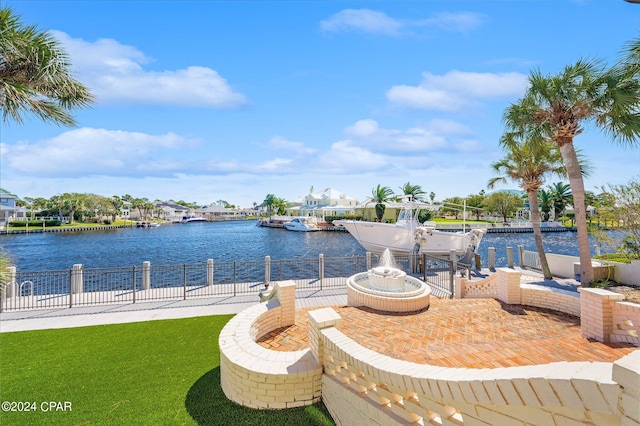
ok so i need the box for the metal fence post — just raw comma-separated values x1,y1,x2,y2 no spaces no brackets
183,264,187,300
233,262,237,296
366,252,372,270
319,254,324,289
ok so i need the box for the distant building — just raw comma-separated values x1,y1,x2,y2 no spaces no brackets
0,192,27,228
286,186,358,218
152,201,191,222
196,204,238,220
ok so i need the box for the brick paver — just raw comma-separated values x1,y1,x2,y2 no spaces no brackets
256,298,637,369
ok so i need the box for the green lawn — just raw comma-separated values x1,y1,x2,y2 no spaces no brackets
0,316,335,425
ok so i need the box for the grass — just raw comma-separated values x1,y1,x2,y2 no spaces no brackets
0,316,335,425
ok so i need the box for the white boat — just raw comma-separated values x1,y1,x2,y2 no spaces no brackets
181,215,208,223
333,200,485,260
136,221,161,228
283,217,320,232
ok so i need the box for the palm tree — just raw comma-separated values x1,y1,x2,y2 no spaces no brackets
370,185,394,222
548,182,572,223
503,42,640,283
398,182,425,201
263,194,276,216
272,197,289,216
429,192,436,203
61,193,85,224
489,134,567,279
537,189,554,222
0,7,94,126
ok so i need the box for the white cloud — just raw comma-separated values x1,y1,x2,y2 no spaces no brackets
320,9,484,36
2,128,201,177
419,12,485,33
320,9,403,35
344,119,380,137
342,119,449,152
52,31,247,107
387,70,528,111
266,136,317,155
317,141,389,173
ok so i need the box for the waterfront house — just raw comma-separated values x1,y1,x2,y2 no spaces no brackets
196,204,238,220
0,192,27,228
152,201,191,222
286,187,358,219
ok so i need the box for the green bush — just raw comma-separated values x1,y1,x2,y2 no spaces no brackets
103,219,112,225
9,220,61,227
593,253,638,264
324,215,363,224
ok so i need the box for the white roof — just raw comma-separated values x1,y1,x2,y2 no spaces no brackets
307,187,356,201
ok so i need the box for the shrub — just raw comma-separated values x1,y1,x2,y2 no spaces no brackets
324,215,363,224
594,253,638,264
103,219,112,225
9,220,61,227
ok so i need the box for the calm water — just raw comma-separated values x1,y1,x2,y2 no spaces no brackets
0,221,625,271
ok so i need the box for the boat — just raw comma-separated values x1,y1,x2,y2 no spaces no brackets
136,221,161,228
256,215,295,228
181,215,208,223
283,217,320,232
333,199,485,260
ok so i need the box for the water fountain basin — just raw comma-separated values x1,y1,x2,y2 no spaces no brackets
347,269,431,312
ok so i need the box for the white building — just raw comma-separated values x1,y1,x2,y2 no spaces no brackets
0,192,28,228
286,187,358,218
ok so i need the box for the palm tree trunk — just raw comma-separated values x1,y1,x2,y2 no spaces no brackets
528,190,552,279
559,143,593,284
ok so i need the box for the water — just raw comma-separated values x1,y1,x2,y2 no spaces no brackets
0,221,627,271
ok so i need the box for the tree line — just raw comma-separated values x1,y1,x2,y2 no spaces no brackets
0,190,237,223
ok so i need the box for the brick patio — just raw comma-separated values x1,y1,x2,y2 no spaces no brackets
256,298,637,369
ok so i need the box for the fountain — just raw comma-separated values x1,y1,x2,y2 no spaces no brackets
347,249,431,313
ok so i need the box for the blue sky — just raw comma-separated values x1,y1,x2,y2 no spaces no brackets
2,1,639,208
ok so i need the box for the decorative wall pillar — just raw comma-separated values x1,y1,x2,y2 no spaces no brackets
578,287,625,342
454,276,466,299
488,247,496,270
207,259,214,286
142,261,151,290
308,307,342,366
496,268,521,305
264,255,271,284
3,266,17,298
71,264,84,294
613,351,640,425
276,280,297,327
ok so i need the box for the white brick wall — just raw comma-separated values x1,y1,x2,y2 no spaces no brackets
218,281,322,409
314,307,639,426
218,270,640,425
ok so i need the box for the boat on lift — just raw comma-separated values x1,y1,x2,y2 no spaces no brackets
333,198,485,259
